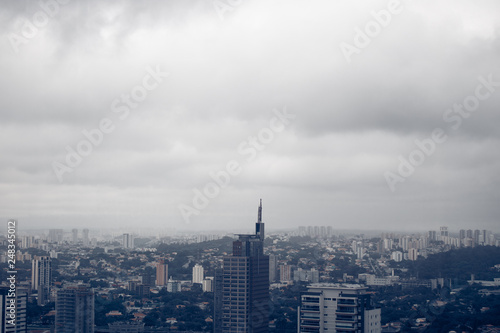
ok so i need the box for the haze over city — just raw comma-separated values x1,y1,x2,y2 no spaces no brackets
1,0,499,231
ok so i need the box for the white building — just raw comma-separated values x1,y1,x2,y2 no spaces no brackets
298,283,381,333
202,277,214,292
192,264,204,284
122,233,134,249
391,251,403,262
408,248,419,261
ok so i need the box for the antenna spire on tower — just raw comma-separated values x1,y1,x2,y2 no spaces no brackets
258,199,262,223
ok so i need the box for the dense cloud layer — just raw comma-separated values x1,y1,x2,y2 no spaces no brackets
1,0,499,232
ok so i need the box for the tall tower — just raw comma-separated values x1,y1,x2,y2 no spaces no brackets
0,287,28,333
55,284,94,333
122,233,134,249
32,256,51,305
82,229,90,247
192,264,204,284
72,229,78,244
217,200,269,333
156,260,168,286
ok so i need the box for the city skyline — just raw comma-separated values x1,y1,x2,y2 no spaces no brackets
1,1,500,232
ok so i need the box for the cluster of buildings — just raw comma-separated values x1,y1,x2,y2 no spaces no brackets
377,226,498,263
211,201,383,332
1,212,498,332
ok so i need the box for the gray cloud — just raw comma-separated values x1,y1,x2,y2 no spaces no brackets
1,0,499,232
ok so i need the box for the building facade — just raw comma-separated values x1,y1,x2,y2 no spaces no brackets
298,284,381,333
269,254,277,282
0,286,28,333
32,256,51,305
55,284,94,333
122,233,134,249
82,229,90,247
193,264,204,284
156,260,168,286
215,200,269,333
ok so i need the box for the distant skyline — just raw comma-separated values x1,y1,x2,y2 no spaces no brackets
1,1,499,232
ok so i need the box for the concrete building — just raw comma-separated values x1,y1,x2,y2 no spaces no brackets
215,200,269,332
440,226,448,239
192,264,204,284
55,284,94,333
408,248,419,261
72,229,78,244
166,278,181,293
0,286,28,333
82,229,90,247
122,233,134,249
280,263,292,282
156,260,168,286
391,251,403,262
298,284,381,333
269,254,277,282
32,256,51,305
203,277,214,292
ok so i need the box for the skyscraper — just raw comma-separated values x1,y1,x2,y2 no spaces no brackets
408,248,419,261
215,200,269,333
0,287,28,333
156,260,168,286
32,256,51,305
439,226,448,240
72,229,78,244
298,283,381,333
122,233,134,249
269,254,277,282
279,263,292,282
55,284,94,333
192,264,204,284
82,229,90,247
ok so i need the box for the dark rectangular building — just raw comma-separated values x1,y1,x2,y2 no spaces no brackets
216,200,269,333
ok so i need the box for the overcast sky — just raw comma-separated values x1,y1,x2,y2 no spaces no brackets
1,0,499,233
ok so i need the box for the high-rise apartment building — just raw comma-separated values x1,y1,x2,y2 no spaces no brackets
82,229,90,247
122,233,134,249
279,264,292,282
215,200,269,333
32,256,51,290
298,284,381,333
459,229,466,240
192,264,204,284
20,236,34,249
408,248,419,261
72,229,78,244
269,254,277,282
156,260,168,286
203,277,214,292
473,230,480,245
0,287,28,333
439,226,448,239
55,284,94,333
32,256,51,305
